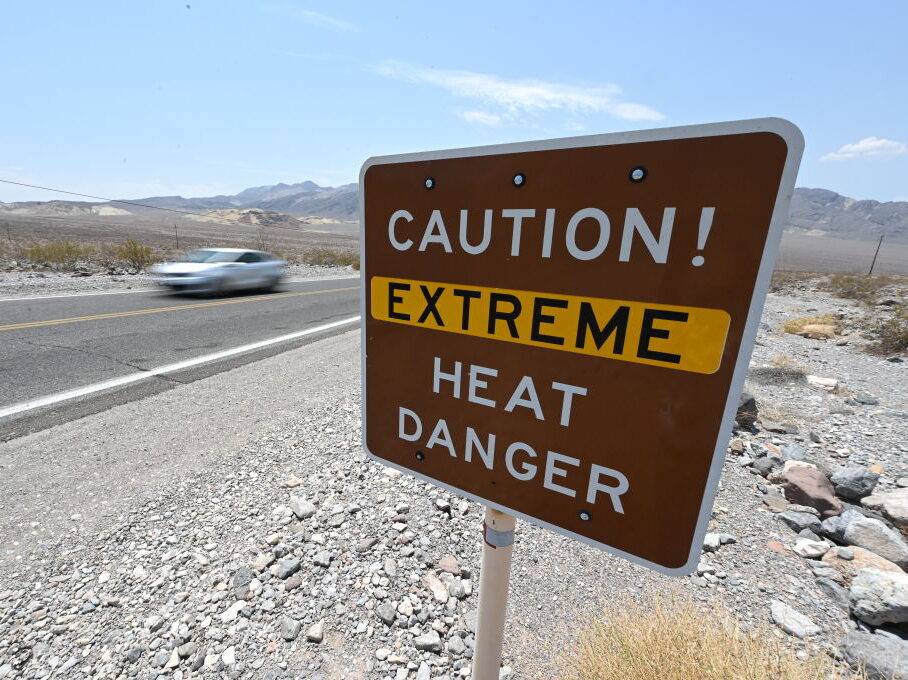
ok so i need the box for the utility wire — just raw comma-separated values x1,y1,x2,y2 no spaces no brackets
0,178,227,219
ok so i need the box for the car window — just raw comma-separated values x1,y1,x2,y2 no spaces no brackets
238,252,263,263
183,250,242,263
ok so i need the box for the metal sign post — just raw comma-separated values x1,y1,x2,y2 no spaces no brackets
473,507,516,680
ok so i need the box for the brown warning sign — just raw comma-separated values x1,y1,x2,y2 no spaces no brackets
360,119,803,574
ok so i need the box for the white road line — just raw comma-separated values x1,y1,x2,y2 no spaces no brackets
0,275,361,303
0,316,361,419
0,288,158,303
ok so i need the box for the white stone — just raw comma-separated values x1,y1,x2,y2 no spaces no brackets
792,538,830,559
770,600,821,638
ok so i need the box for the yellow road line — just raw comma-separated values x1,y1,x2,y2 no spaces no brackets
0,286,359,332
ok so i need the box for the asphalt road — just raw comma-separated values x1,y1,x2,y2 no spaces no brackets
0,277,360,439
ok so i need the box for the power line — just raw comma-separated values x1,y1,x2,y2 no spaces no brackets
0,178,225,219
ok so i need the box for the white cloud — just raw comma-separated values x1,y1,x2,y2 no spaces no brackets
821,137,908,162
375,60,664,124
267,4,357,32
458,111,502,126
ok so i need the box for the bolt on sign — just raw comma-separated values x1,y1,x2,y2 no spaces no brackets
360,119,803,574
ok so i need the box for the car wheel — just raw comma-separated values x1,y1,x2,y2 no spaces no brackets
208,277,228,298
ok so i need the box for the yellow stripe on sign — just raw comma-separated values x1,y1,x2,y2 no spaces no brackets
370,276,731,374
0,287,359,332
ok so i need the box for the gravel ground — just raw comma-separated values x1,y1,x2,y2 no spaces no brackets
0,284,905,680
0,265,358,298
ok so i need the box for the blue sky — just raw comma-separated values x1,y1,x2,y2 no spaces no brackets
2,1,906,203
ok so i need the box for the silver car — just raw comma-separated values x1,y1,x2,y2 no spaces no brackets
151,248,286,295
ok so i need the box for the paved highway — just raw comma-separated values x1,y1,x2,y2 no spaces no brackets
0,277,360,439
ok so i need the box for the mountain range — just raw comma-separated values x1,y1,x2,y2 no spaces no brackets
2,183,907,242
129,181,359,220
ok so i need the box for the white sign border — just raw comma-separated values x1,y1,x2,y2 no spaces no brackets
359,117,804,576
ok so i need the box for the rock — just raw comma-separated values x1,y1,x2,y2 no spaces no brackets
736,391,759,429
282,474,302,488
355,537,379,553
280,616,301,641
376,602,396,626
306,620,324,643
221,646,236,666
832,466,881,500
313,550,332,567
177,642,197,659
822,546,904,585
752,456,782,477
769,600,821,638
448,635,467,656
822,509,863,542
289,497,316,520
220,601,246,623
863,489,908,534
702,534,721,552
448,579,468,599
274,556,301,579
465,609,479,633
792,539,829,559
423,573,449,603
232,567,254,589
253,552,275,570
145,614,165,632
414,630,443,653
778,510,823,534
816,577,851,611
763,494,789,512
854,393,880,406
776,465,842,518
837,547,855,560
438,555,460,575
763,420,799,435
416,661,430,680
807,375,839,391
844,517,908,568
384,557,398,577
782,444,809,462
840,631,908,680
850,569,908,626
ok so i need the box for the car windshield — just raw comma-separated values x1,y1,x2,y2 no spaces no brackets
181,250,241,263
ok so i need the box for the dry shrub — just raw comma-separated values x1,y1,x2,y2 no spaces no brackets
782,313,841,335
302,247,360,269
770,270,821,292
115,238,157,272
823,273,905,303
23,239,95,270
867,304,908,355
558,594,863,680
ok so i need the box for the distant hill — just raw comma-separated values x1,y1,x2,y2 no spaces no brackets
3,183,906,242
0,200,131,217
789,188,908,243
127,182,358,220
